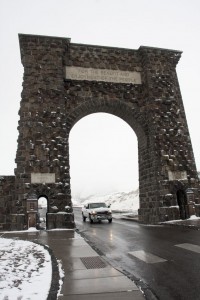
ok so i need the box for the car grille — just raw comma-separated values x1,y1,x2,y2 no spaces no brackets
97,211,109,215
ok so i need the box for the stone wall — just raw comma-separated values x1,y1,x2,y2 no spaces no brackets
0,176,16,230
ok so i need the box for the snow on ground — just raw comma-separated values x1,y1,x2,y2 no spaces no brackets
73,189,139,213
57,259,65,297
189,215,200,220
0,236,52,300
164,215,200,224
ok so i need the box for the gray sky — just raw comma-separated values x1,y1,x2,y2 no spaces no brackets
0,0,200,198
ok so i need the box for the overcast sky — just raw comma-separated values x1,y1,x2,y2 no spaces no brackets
0,0,200,198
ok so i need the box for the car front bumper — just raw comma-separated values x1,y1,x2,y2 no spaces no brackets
90,214,112,221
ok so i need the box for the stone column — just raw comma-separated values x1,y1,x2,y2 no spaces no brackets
14,34,74,229
138,47,198,223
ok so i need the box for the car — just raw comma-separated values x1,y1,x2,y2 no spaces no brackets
82,202,112,223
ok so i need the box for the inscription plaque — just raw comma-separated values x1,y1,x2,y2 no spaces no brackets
31,173,55,184
168,171,187,181
65,66,141,84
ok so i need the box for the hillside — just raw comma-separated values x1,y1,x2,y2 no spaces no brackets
72,189,139,213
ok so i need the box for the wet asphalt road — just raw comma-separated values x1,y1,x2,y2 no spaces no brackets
73,207,200,300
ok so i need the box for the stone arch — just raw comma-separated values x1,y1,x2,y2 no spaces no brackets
1,34,198,231
176,189,189,220
66,98,148,147
38,195,48,229
38,194,48,212
169,180,191,220
67,98,147,209
67,100,141,202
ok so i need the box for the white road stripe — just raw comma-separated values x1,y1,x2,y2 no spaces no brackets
175,243,200,254
128,250,167,264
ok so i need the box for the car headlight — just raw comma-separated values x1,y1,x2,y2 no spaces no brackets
91,210,96,215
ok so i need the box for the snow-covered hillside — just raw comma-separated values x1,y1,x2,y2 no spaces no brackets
72,189,139,213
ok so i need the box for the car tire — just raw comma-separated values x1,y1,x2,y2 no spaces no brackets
82,214,86,222
108,218,112,223
89,215,93,223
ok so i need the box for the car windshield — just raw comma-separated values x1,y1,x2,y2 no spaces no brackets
89,203,106,209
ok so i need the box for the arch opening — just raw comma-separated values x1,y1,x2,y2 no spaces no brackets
37,196,48,229
176,190,189,220
69,112,139,212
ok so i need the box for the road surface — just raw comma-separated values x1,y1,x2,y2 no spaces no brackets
74,207,200,300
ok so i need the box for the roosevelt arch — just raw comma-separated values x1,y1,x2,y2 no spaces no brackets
0,34,199,231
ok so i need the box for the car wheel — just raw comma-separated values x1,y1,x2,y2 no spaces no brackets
108,218,112,223
82,214,86,222
89,215,93,223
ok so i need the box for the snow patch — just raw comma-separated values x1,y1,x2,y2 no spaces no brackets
57,259,65,297
189,215,200,220
0,238,52,300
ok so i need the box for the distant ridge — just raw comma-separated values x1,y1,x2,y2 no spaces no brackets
72,189,139,212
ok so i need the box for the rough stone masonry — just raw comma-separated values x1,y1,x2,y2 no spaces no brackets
0,34,199,230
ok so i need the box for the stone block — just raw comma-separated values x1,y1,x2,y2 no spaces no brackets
0,214,6,223
195,204,200,217
46,212,74,229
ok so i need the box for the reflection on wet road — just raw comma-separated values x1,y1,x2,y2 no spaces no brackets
74,207,200,300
